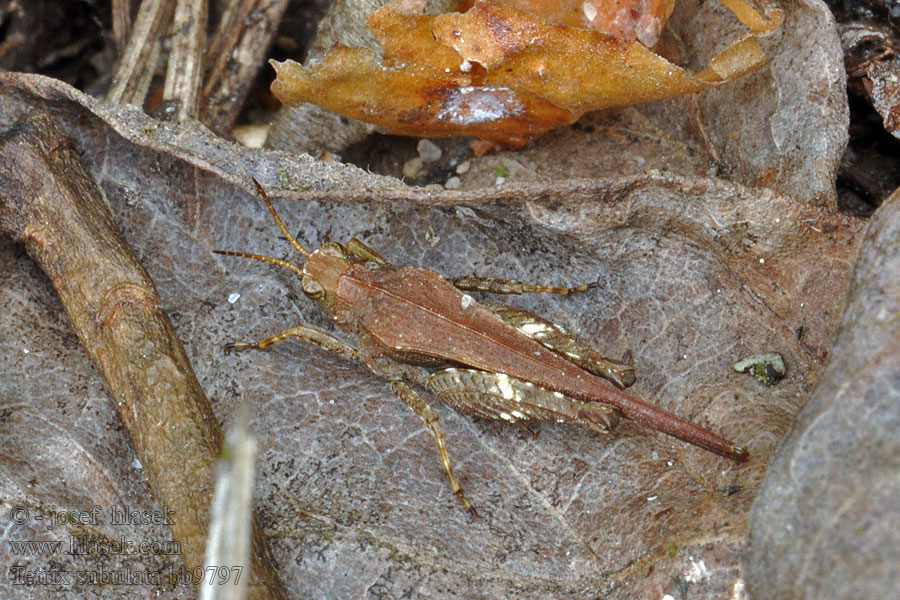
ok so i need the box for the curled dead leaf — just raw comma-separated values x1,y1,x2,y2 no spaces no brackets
270,0,782,146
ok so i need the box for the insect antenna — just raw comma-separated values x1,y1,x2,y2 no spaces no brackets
212,250,306,279
251,177,310,258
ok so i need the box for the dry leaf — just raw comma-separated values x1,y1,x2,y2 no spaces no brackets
486,0,676,45
0,68,869,599
270,0,781,146
268,0,847,207
745,188,900,599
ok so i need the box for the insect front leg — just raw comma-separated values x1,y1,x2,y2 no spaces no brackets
344,238,391,266
224,323,358,361
451,275,596,296
426,368,620,435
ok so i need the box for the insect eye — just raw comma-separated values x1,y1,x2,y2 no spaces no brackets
301,276,325,299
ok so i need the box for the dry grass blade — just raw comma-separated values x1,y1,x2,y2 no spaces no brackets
107,0,174,105
201,402,257,600
162,0,208,120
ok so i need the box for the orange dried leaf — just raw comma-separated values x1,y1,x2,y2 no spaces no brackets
270,48,575,146
367,1,468,76
488,0,675,44
432,1,724,112
271,0,782,146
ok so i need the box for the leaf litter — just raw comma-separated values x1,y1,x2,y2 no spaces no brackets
0,0,892,596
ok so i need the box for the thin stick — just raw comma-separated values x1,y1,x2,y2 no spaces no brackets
162,0,207,120
0,114,287,600
107,0,174,105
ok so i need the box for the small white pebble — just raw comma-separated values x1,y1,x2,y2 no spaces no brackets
647,495,658,501
403,156,424,179
417,139,442,163
456,160,471,175
759,258,765,264
132,457,142,469
227,292,241,304
460,59,472,72
22,347,29,354
232,123,269,148
495,176,506,185
445,176,461,190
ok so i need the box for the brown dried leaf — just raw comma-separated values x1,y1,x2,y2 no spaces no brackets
266,0,846,207
271,0,781,145
368,0,469,73
0,71,868,599
841,22,900,139
432,2,768,110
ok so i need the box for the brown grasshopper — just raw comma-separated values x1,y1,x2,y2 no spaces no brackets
215,181,747,514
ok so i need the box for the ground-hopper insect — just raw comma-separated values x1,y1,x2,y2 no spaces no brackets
215,181,747,513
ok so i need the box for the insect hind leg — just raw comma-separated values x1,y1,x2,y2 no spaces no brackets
451,275,596,296
479,302,636,389
426,368,620,435
388,380,477,517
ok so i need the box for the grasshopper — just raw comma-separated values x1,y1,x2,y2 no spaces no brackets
215,181,747,514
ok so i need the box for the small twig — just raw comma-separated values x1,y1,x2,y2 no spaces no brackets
204,0,256,70
110,0,134,55
162,0,208,121
0,114,286,600
201,0,289,133
107,0,175,105
108,0,286,131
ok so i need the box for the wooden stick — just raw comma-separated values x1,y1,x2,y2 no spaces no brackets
0,114,286,600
